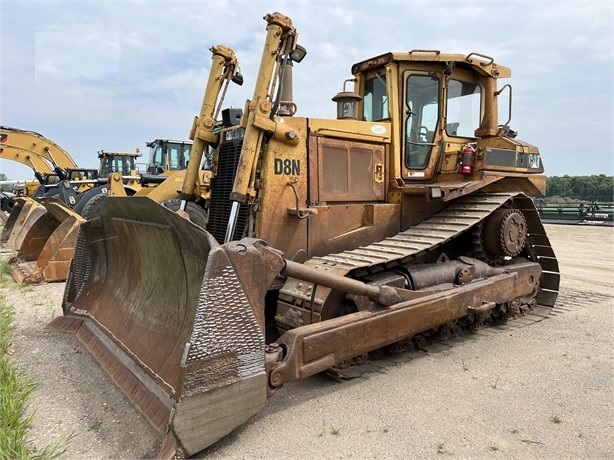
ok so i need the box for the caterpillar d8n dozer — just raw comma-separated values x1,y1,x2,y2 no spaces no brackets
49,12,559,458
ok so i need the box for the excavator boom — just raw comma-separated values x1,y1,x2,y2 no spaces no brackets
1,125,79,179
0,144,56,179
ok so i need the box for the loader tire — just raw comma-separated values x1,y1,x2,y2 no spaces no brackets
73,185,107,215
161,199,208,229
81,193,107,220
1,195,15,213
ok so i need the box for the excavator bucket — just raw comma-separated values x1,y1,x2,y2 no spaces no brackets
49,197,268,457
10,197,83,283
0,198,47,253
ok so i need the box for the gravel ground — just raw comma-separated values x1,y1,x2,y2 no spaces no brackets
1,223,612,459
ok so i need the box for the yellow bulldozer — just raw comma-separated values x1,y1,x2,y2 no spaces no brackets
50,12,559,458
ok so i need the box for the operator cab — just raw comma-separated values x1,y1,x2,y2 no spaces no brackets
98,151,141,176
352,51,543,186
145,139,194,174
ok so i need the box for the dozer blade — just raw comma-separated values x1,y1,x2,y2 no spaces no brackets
49,197,268,457
10,198,84,284
0,198,47,253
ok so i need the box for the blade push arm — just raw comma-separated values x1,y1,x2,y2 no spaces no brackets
179,45,241,208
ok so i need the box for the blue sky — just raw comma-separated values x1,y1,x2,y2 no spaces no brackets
1,0,612,180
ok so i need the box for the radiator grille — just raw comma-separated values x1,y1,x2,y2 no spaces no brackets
207,138,249,244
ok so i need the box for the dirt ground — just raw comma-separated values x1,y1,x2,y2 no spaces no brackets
1,223,613,459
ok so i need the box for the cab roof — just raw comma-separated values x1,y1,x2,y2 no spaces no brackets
351,51,511,79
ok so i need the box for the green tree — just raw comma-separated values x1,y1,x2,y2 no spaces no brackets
546,175,613,202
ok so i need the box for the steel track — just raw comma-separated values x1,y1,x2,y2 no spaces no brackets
328,289,611,380
280,192,560,312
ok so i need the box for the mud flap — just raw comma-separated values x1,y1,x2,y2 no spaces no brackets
50,197,267,457
0,198,47,252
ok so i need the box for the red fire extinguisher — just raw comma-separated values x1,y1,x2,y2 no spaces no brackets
461,144,476,174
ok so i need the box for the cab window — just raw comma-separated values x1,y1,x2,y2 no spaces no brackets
405,74,439,169
446,79,481,138
363,73,388,121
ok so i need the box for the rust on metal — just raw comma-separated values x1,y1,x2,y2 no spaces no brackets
9,198,84,284
0,198,47,252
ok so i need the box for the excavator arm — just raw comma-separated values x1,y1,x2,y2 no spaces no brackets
0,144,55,183
0,126,79,180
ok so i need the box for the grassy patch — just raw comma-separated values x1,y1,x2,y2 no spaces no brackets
0,258,13,286
550,415,562,424
0,294,74,459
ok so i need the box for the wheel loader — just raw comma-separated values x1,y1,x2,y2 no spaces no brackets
3,45,242,283
2,137,195,282
49,12,559,458
0,127,146,279
0,125,102,253
0,125,142,250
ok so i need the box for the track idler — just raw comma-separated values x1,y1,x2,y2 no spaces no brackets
482,208,527,257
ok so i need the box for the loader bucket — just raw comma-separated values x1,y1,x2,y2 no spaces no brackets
10,198,83,284
0,198,47,252
49,197,268,457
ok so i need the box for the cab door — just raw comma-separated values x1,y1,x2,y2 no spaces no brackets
402,73,441,181
402,71,483,182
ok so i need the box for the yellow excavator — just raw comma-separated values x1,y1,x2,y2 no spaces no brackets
50,12,559,458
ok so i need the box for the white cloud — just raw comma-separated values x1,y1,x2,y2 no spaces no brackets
1,0,612,179
35,31,120,85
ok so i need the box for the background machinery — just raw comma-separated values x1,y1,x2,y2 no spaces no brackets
50,12,559,458
2,136,196,282
536,201,614,225
0,126,118,253
2,44,243,283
